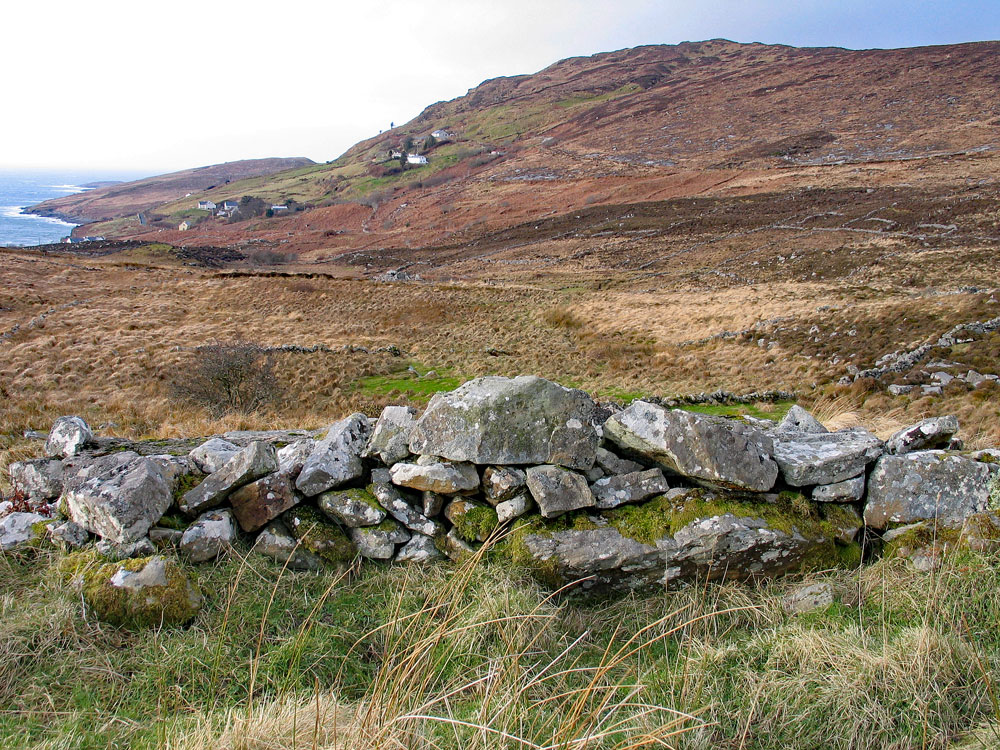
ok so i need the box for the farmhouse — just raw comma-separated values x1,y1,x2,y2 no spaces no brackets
431,129,452,141
197,200,216,211
406,154,428,165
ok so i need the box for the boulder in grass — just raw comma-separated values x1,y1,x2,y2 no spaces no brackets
864,451,992,529
179,441,277,516
885,416,959,455
63,452,172,544
63,554,202,629
771,428,883,487
180,509,237,563
525,465,594,519
45,416,93,458
408,376,599,470
363,406,418,465
47,520,89,551
396,533,445,563
284,506,357,567
349,519,410,560
604,402,778,492
0,512,49,551
229,472,300,532
295,414,373,497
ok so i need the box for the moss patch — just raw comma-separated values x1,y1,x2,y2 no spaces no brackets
285,506,357,566
172,473,204,504
452,504,499,543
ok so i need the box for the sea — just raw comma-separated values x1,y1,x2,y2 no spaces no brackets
0,170,146,247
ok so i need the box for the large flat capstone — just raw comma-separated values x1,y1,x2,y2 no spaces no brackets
408,376,599,470
603,402,778,492
772,428,884,487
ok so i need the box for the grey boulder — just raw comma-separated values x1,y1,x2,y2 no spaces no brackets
886,416,959,455
63,452,172,543
772,428,883,487
180,441,277,516
8,458,64,502
604,402,778,492
525,465,594,518
482,466,527,505
864,451,992,529
294,414,372,496
349,520,410,560
276,438,316,479
389,460,480,494
318,488,386,527
0,512,48,551
777,405,828,434
395,533,445,563
363,406,418,465
189,438,241,474
812,475,865,503
253,520,323,570
45,416,93,458
591,468,669,510
180,509,237,563
408,376,599,470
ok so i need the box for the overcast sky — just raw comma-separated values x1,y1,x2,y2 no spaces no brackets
2,0,998,175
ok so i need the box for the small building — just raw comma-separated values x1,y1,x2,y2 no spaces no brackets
389,150,403,159
197,200,216,211
431,129,452,141
178,220,192,231
406,154,428,165
222,200,239,211
270,205,289,213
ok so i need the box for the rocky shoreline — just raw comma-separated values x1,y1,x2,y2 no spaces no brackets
3,375,998,628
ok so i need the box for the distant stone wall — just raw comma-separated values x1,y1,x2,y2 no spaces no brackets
4,376,999,627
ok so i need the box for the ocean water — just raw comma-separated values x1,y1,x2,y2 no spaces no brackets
0,170,144,247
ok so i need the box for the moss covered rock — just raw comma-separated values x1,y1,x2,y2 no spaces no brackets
60,552,202,628
284,505,357,566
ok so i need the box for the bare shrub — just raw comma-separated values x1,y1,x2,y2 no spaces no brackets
247,249,284,266
171,342,281,417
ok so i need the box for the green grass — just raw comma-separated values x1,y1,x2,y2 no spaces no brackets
4,541,1000,749
354,366,463,403
679,399,796,421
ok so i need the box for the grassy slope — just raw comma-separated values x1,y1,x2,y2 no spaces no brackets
3,540,1000,749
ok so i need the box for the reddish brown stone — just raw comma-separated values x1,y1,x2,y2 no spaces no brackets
229,473,299,532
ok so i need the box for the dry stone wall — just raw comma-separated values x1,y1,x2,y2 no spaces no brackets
4,375,1000,628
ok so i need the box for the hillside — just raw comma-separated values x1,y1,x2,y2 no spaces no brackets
26,157,316,224
69,39,1000,259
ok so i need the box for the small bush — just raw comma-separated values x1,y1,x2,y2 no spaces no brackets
171,342,281,416
247,249,284,266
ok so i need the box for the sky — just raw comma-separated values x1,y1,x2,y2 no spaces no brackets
2,0,998,175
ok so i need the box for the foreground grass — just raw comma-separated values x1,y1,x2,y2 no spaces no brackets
2,540,999,749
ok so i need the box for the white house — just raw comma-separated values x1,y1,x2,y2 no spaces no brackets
197,200,216,211
178,220,193,231
431,129,452,141
406,154,428,165
270,204,289,213
222,200,239,210
389,150,403,159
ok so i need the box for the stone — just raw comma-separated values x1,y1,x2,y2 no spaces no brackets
363,405,418,465
395,533,445,563
0,511,48,551
777,405,828,434
229,472,301,532
594,447,644,476
931,371,954,386
149,527,183,548
422,491,445,517
585,467,605,483
63,451,172,543
444,500,499,543
96,537,156,560
959,513,1000,553
497,492,535,524
782,582,835,614
811,475,865,503
443,528,476,562
389,461,480,494
276,438,316,479
47,520,89,550
8,458,64,502
515,490,848,591
888,384,915,396
294,414,373,496
409,376,599,470
604,402,778,492
482,466,527,505
591,468,669,510
180,509,237,563
148,455,199,487
885,416,959,455
921,385,943,396
525,465,594,519
71,555,202,628
771,428,883,487
349,520,410,560
284,505,357,567
253,520,323,570
864,451,992,529
189,438,241,474
45,416,93,458
317,487,386,527
179,441,277,516
370,481,442,537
